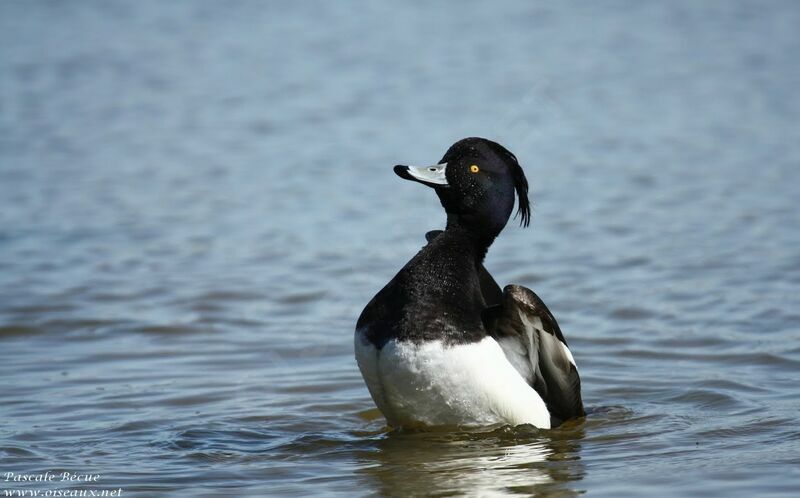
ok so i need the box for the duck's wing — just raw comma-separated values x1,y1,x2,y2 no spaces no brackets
482,284,585,425
425,230,503,306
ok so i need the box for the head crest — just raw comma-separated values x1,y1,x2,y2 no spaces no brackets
487,140,531,227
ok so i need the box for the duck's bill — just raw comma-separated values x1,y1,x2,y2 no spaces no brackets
394,163,448,187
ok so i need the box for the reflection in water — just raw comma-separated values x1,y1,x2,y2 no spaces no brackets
357,424,586,497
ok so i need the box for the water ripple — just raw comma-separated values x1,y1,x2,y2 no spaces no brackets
1,1,799,496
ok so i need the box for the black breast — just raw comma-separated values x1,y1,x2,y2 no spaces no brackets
356,232,487,349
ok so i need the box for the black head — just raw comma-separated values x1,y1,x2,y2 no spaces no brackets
394,137,530,238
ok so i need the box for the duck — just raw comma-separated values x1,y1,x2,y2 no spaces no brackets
355,137,584,429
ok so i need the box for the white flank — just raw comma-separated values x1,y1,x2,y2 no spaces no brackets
496,336,534,384
355,330,551,429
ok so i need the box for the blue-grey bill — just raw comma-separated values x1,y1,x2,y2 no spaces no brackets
397,163,448,186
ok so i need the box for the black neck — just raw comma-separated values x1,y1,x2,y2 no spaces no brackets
444,214,499,264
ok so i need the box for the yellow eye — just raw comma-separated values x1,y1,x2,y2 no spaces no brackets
469,165,480,173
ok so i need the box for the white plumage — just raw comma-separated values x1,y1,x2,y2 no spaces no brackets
355,329,552,429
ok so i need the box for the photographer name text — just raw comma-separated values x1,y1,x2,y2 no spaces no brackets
4,473,99,484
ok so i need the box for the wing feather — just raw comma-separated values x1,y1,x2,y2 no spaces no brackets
487,285,585,425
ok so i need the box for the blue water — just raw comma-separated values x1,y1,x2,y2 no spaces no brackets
1,1,799,496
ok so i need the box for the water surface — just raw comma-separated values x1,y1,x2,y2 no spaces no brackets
1,1,799,496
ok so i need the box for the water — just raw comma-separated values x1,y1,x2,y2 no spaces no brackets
1,1,799,496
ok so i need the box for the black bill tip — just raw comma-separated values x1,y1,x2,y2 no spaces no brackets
393,165,412,180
